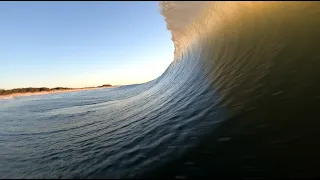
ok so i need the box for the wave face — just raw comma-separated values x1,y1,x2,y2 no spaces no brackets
1,1,320,178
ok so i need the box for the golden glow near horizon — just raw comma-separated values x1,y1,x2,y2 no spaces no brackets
1,55,174,90
1,56,173,90
62,54,174,88
98,57,173,86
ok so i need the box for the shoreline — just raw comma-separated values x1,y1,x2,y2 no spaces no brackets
0,86,118,100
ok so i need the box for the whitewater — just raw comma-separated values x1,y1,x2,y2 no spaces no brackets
1,1,320,178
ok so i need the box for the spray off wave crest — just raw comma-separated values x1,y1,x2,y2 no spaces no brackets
159,1,210,59
159,1,255,60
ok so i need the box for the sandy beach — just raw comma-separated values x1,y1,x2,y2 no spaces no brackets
0,86,118,100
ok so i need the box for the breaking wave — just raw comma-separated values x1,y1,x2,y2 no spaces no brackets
1,1,320,179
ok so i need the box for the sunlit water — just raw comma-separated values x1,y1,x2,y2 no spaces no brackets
1,1,320,178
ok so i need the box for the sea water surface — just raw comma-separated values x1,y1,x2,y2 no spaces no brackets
1,1,320,179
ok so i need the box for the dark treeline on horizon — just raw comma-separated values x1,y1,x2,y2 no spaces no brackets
0,84,113,96
0,87,72,96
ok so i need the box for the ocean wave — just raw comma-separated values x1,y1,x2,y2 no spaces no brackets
1,1,320,178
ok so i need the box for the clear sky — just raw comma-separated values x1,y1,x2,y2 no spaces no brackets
0,1,174,89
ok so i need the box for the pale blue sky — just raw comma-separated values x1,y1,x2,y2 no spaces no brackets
0,1,173,89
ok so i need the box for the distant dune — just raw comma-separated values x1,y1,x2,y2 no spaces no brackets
0,85,118,99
